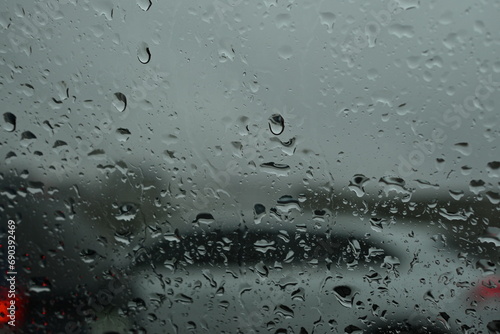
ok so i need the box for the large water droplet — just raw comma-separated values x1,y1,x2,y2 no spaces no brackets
137,0,152,11
29,278,52,293
113,92,127,112
20,131,37,147
452,142,471,156
476,259,496,275
276,195,302,214
193,213,215,225
253,203,266,225
369,217,387,232
174,293,193,304
378,176,411,197
469,179,486,195
138,42,151,64
116,128,131,142
274,304,294,318
333,285,357,308
114,203,139,221
3,112,16,132
348,174,369,197
268,114,285,135
486,161,500,177
254,262,269,278
437,312,451,330
478,227,500,247
80,249,101,264
260,162,290,176
253,239,276,254
485,191,500,204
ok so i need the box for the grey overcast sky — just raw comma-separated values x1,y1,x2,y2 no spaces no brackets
1,0,499,197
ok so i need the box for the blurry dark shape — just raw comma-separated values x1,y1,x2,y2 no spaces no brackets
487,320,500,334
345,324,363,333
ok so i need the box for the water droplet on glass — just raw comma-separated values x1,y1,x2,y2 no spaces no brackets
137,0,152,11
91,0,114,20
452,142,471,156
333,285,356,308
260,162,290,176
114,203,139,221
274,304,294,318
138,42,151,64
254,262,269,278
382,256,401,271
436,312,451,330
253,203,266,225
29,278,52,293
449,189,464,200
486,161,500,177
3,112,16,132
268,114,285,135
291,287,305,301
193,213,215,225
20,131,37,147
476,259,496,275
369,217,387,232
276,195,302,214
284,250,295,263
114,230,132,245
469,179,486,195
348,174,369,197
253,239,276,254
116,128,131,142
174,293,193,304
5,151,17,164
113,92,127,112
20,83,34,96
80,249,101,264
319,12,335,33
378,176,411,196
478,227,500,247
485,191,500,205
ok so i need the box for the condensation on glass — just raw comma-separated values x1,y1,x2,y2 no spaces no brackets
0,0,499,333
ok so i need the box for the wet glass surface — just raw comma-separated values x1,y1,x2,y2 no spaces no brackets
0,0,499,333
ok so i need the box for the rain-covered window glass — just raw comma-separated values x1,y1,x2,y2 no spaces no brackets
1,0,499,333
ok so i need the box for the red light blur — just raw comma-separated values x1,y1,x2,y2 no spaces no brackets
471,275,500,304
0,286,26,329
